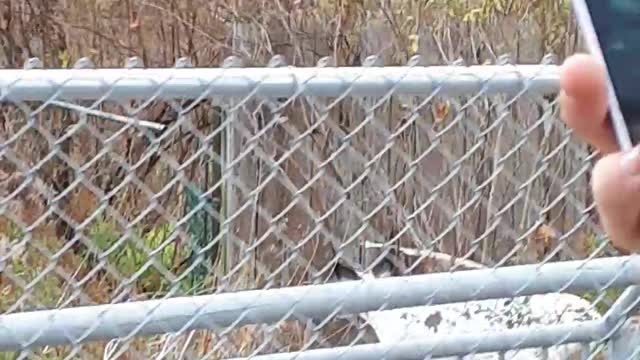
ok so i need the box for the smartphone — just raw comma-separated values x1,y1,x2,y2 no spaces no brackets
571,0,640,151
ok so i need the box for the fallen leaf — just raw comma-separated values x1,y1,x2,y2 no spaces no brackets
432,100,451,124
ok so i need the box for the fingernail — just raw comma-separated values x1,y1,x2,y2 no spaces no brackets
621,146,640,175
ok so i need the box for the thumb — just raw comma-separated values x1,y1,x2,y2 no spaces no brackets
592,147,640,253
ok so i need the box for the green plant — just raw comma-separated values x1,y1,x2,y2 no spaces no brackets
581,287,625,315
0,235,64,312
87,219,188,296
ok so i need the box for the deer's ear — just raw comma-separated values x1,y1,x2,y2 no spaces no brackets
370,248,407,277
371,258,394,277
371,253,399,277
332,261,361,281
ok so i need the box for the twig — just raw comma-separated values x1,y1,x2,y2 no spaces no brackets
48,100,166,131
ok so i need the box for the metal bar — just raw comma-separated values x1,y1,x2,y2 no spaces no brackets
0,65,560,102
604,286,640,334
0,255,638,351
48,100,167,131
228,319,607,360
608,318,640,359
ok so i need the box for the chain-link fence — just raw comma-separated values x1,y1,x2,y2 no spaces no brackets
1,54,639,359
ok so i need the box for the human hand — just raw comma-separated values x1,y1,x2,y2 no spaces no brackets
560,54,640,253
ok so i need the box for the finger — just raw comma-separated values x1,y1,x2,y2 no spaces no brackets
591,147,640,252
559,54,618,154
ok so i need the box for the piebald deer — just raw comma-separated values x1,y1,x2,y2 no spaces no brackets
328,242,602,360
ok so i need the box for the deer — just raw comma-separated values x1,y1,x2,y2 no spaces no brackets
326,241,603,360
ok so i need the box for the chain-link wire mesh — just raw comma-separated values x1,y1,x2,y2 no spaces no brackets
1,54,639,360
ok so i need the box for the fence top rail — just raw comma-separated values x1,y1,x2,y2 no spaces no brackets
0,64,560,102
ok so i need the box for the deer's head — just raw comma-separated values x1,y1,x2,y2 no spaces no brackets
326,242,485,284
326,247,407,283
